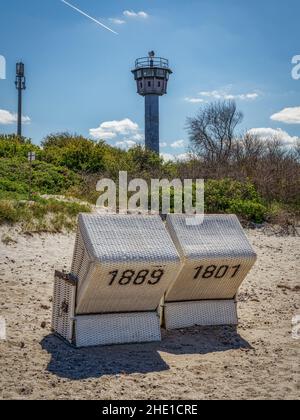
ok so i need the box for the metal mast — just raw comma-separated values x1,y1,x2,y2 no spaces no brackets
15,62,26,137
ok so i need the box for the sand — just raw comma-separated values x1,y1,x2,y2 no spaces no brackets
0,225,299,400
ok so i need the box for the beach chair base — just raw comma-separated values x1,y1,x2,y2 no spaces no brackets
164,299,238,330
52,271,161,347
74,312,161,348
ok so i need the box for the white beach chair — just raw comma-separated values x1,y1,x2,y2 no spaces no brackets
164,214,257,330
52,213,181,347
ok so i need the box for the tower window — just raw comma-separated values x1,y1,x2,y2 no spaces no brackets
140,82,143,89
144,69,154,77
156,69,165,77
148,81,151,87
158,81,161,87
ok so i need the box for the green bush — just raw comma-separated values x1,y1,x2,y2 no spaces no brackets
41,133,106,173
204,179,267,222
0,134,295,225
31,161,80,193
227,199,267,223
205,179,261,210
0,135,40,159
0,178,27,194
0,157,81,196
127,145,163,172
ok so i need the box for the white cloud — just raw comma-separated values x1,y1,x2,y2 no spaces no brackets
160,142,168,148
0,109,30,125
109,18,126,25
184,97,206,104
176,153,190,161
115,139,137,150
131,133,144,142
90,129,116,140
160,153,175,162
199,90,259,101
270,107,300,124
90,118,139,140
160,152,190,162
247,128,299,146
242,93,259,100
123,10,149,19
171,139,185,149
184,89,259,104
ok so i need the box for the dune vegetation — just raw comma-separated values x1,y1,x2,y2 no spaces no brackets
0,102,299,233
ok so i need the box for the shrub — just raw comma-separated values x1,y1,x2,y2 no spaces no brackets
202,178,268,222
41,133,106,173
0,132,298,226
227,199,267,223
0,157,81,196
204,178,262,213
0,178,27,194
0,135,40,159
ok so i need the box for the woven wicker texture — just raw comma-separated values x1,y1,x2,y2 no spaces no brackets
71,214,182,315
75,312,161,347
164,300,238,330
165,214,257,302
52,274,76,343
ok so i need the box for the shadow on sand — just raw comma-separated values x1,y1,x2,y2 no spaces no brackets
41,325,252,380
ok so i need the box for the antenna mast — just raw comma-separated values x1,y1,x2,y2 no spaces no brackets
15,62,26,137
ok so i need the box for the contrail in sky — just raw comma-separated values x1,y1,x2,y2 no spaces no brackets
60,0,118,35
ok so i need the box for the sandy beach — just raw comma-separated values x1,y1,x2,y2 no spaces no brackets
0,226,299,400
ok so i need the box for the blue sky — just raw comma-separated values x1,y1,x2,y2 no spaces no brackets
0,0,299,158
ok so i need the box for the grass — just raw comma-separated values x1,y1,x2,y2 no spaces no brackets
0,198,91,233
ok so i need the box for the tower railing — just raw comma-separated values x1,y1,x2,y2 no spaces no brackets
134,57,170,69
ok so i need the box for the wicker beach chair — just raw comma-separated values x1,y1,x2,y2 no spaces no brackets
164,214,257,330
52,213,181,347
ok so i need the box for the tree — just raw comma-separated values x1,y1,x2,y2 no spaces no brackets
294,138,300,162
187,100,243,162
128,145,163,174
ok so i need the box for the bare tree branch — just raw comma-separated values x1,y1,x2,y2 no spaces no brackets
187,100,243,162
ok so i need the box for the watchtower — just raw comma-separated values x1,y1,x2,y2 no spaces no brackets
132,51,172,154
